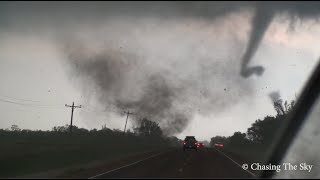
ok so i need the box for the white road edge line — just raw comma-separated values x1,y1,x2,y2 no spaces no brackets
215,148,256,177
88,149,175,179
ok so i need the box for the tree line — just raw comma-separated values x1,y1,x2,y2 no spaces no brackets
210,99,295,161
0,118,181,147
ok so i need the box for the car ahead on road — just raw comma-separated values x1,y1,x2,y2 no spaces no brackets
198,142,204,148
183,136,198,151
214,142,224,148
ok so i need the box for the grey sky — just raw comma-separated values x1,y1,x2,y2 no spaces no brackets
0,2,319,141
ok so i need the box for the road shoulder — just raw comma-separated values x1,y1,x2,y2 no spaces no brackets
16,147,174,178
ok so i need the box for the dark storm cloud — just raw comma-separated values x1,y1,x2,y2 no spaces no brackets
1,1,320,77
2,1,320,134
239,1,320,78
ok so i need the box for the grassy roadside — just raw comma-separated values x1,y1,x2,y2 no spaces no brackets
19,147,174,178
217,145,276,178
0,135,175,178
224,147,263,163
222,145,270,164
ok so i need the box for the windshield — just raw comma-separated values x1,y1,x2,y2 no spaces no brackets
0,1,319,179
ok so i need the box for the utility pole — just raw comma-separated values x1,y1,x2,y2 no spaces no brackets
65,102,81,133
123,111,134,133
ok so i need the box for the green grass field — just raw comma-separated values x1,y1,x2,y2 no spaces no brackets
0,134,174,178
223,144,272,164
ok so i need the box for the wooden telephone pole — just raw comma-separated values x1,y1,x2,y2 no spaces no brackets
65,102,81,133
123,111,134,133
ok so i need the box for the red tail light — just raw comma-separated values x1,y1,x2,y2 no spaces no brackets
220,144,223,147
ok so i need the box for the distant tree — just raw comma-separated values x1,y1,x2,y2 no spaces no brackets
247,99,295,145
113,129,122,133
134,118,162,137
247,116,279,144
91,128,98,133
52,124,69,132
273,99,295,116
101,124,108,130
210,136,229,146
126,129,133,134
274,99,285,116
72,126,89,134
11,124,21,131
228,132,248,146
166,136,181,147
101,124,113,134
21,129,32,133
111,129,123,136
284,100,295,114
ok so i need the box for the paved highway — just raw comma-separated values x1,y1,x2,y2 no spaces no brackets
88,148,256,179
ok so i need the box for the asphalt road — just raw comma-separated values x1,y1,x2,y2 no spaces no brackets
89,148,256,179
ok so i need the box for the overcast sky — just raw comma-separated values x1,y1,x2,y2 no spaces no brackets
0,2,319,141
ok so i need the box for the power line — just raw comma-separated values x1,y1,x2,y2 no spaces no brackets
0,98,27,106
0,97,60,107
1,106,66,113
0,98,64,108
0,94,65,107
0,98,115,112
81,107,119,113
0,95,41,103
